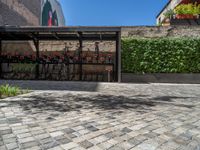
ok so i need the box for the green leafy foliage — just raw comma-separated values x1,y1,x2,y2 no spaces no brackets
122,38,200,73
164,9,175,18
175,3,200,15
0,84,20,98
12,64,36,73
0,84,29,99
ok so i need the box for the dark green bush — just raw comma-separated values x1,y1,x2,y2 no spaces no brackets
122,38,200,73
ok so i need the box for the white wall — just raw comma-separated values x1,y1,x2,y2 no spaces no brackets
156,0,182,24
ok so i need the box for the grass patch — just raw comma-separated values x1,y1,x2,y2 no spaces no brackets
0,84,29,99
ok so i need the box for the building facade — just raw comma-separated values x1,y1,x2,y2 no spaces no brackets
0,0,65,26
157,0,200,26
41,0,65,26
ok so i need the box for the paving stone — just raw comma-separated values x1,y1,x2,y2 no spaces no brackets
20,141,39,149
0,129,12,135
186,140,200,150
88,146,102,150
66,133,77,139
87,126,99,132
7,118,22,124
63,128,75,134
107,139,118,145
120,133,132,141
94,135,109,143
60,142,79,149
0,145,7,150
40,137,54,144
13,129,29,134
34,133,50,140
0,140,4,146
17,133,32,139
6,142,18,149
28,146,42,150
143,132,159,139
161,140,181,150
28,123,40,128
18,137,35,144
71,147,85,150
42,141,59,149
3,137,17,144
118,141,134,149
97,142,113,149
104,132,116,139
79,140,94,149
2,134,15,139
128,138,142,146
78,129,90,135
88,138,101,145
72,126,85,131
0,82,200,149
31,130,46,135
121,127,132,133
138,139,160,150
48,146,63,150
55,136,71,145
108,145,125,150
0,119,7,124
50,131,64,137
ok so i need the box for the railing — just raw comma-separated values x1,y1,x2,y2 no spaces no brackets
0,52,115,82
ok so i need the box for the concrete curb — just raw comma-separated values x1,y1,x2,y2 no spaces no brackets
122,73,200,84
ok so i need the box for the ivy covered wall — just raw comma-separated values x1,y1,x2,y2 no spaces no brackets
122,38,200,73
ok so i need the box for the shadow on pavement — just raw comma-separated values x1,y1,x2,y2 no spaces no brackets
0,93,195,120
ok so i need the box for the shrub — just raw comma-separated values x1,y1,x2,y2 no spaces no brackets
0,84,21,98
122,38,200,73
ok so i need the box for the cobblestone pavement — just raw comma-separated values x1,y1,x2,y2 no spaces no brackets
0,81,200,150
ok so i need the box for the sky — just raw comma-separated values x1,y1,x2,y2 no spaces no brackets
60,0,168,26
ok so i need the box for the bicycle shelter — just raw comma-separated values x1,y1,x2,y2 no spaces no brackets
0,26,121,82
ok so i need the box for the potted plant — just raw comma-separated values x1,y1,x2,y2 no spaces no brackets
193,3,200,19
175,3,200,19
163,9,175,25
164,9,175,19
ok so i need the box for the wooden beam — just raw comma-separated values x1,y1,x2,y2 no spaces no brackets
0,39,2,79
1,33,118,41
52,32,60,40
28,33,38,41
33,39,39,80
116,31,121,82
78,32,83,81
0,26,121,33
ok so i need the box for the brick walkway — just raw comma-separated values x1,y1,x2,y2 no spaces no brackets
0,81,200,150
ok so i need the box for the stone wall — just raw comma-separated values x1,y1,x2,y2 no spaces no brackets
39,41,116,52
2,41,116,54
0,0,40,26
121,26,200,38
2,26,200,54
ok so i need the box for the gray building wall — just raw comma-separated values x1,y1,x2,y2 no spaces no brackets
0,0,41,26
0,0,65,26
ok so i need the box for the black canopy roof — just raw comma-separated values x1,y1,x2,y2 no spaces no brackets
0,26,121,41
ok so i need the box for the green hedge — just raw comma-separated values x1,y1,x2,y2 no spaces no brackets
122,38,200,73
